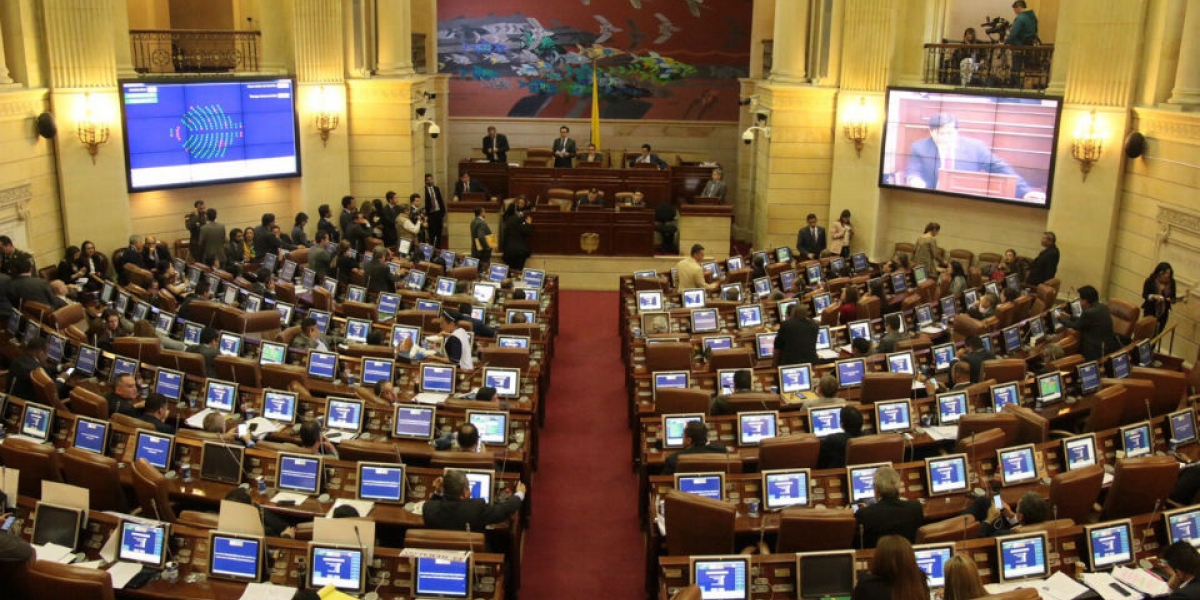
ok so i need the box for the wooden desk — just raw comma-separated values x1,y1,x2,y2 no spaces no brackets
507,166,672,206
528,209,655,256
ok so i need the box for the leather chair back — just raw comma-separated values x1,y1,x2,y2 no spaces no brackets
1108,299,1140,340
234,310,285,340
994,302,1016,329
1084,384,1128,433
30,368,65,411
69,386,109,419
1044,278,1061,292
1047,354,1084,372
311,286,334,312
25,560,115,600
646,342,693,372
709,348,754,371
394,310,445,334
47,303,87,332
1003,405,1048,445
111,412,156,431
449,266,478,282
1013,295,1034,322
901,293,922,313
982,358,1027,384
404,529,486,552
1109,378,1156,425
1131,316,1158,341
663,489,736,556
917,278,939,305
916,515,980,543
634,276,665,291
776,507,857,552
1130,366,1186,416
956,414,1019,445
758,434,820,470
857,296,881,321
479,347,531,370
337,439,406,462
676,453,743,474
948,249,974,270
670,586,703,600
113,337,161,368
725,393,782,413
1035,284,1057,309
820,304,841,326
1101,456,1179,520
827,278,850,296
262,363,308,390
978,252,1002,268
215,355,261,389
846,434,905,464
954,427,1008,460
1020,518,1076,535
341,301,378,322
497,323,542,339
159,349,208,379
860,372,914,404
894,242,915,256
182,300,224,328
895,335,932,354
504,299,540,311
430,451,497,470
0,437,62,497
656,388,712,415
952,314,989,344
123,263,154,288
60,447,126,512
131,458,177,522
1049,465,1104,524
275,281,297,304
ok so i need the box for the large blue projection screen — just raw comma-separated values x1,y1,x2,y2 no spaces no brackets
121,78,300,191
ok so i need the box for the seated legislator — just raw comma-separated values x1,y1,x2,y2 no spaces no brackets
1162,541,1200,600
185,326,221,378
663,420,727,475
943,554,988,600
852,535,930,600
435,423,484,453
957,335,995,383
698,168,727,201
875,313,909,354
817,406,864,469
106,373,141,417
575,188,604,210
710,369,753,416
628,143,669,169
423,469,525,532
139,393,176,435
453,172,489,200
674,244,718,292
299,420,339,459
966,292,998,320
290,317,340,352
903,113,1043,202
1055,285,1120,361
578,143,604,165
805,374,851,410
854,466,924,548
964,490,1048,537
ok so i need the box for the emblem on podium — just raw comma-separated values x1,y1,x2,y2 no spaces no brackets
580,233,600,254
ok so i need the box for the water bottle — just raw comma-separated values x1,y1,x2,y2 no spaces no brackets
163,561,179,584
257,476,268,495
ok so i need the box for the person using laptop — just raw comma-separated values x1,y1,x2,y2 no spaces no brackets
299,420,338,458
817,406,864,469
1162,541,1200,600
139,393,176,435
185,326,221,378
854,467,924,548
423,469,525,533
956,335,994,383
105,373,141,418
437,312,475,370
875,313,909,354
774,303,819,367
663,421,728,475
710,369,752,416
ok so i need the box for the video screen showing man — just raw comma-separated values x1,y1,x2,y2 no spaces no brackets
903,113,1042,202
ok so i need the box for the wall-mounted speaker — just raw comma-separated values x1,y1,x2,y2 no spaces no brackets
1124,131,1146,159
35,112,56,139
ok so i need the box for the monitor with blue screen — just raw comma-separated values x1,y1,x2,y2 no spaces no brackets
308,544,365,593
913,544,954,588
1077,361,1102,395
1120,422,1152,458
326,397,364,434
752,277,771,299
45,333,66,364
356,462,405,503
406,270,427,291
1028,315,1044,341
522,269,545,288
848,320,872,342
183,323,202,346
852,253,869,273
243,295,262,314
848,463,890,503
653,371,690,398
997,444,1039,486
676,473,725,501
940,296,957,319
1062,434,1098,471
414,554,471,598
703,336,733,352
1002,325,1022,353
874,400,912,434
361,358,394,385
815,326,832,351
483,367,521,399
736,304,763,329
488,264,508,283
637,290,663,312
1136,340,1154,367
776,247,792,263
345,318,370,344
276,453,322,494
716,369,737,396
74,344,100,375
886,351,916,375
461,469,493,502
154,311,174,336
301,267,317,290
118,520,169,568
990,382,1020,412
779,364,813,394
275,301,293,326
936,391,968,425
932,343,955,372
73,416,108,455
720,283,742,302
925,454,969,496
421,364,456,394
467,410,509,445
346,285,367,303
762,469,810,510
111,356,138,381
207,532,263,582
460,256,478,269
755,332,776,359
134,430,174,471
662,414,705,449
780,270,797,293
377,292,400,317
812,293,831,313
634,269,657,279
262,390,297,423
836,359,866,388
1110,352,1130,379
391,325,421,349
915,304,934,327
778,299,798,323
738,411,777,445
505,308,534,323
472,282,498,305
1171,409,1198,446
1165,507,1200,547
964,288,979,308
984,282,1001,298
681,289,706,308
727,256,744,271
20,402,53,442
204,378,238,412
809,406,843,438
306,350,337,380
1085,520,1134,570
890,271,907,293
691,308,719,333
218,332,243,357
496,334,529,350
806,263,823,285
392,405,435,440
309,310,332,334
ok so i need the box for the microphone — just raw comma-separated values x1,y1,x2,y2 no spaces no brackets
969,431,982,495
1143,499,1163,548
1051,504,1059,548
858,523,865,549
1147,400,1159,454
963,515,970,542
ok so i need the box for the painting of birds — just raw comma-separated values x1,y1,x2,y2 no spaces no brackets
685,0,705,18
593,15,624,44
653,13,680,44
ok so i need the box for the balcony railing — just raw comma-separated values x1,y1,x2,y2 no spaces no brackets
130,29,260,74
923,43,1053,90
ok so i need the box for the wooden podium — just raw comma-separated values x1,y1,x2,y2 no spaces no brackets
936,168,1018,198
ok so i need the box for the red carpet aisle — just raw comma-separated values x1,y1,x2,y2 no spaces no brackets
521,290,645,599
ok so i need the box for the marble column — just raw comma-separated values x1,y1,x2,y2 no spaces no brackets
1168,0,1200,106
376,0,415,76
768,0,810,84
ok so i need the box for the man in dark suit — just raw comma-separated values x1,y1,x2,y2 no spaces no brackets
1027,231,1060,286
364,246,400,295
423,174,447,249
578,143,604,164
338,195,357,240
453,172,489,200
854,466,924,548
252,213,282,259
196,208,226,267
6,255,57,309
817,406,864,469
1163,541,1200,600
796,213,826,260
139,393,176,435
185,200,206,261
574,188,604,210
628,143,669,169
1057,285,1119,361
482,126,509,163
105,373,141,417
663,421,728,475
875,313,909,354
903,113,1039,201
552,126,576,168
774,303,819,366
956,335,995,383
422,469,525,532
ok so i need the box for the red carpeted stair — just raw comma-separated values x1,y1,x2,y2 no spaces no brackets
520,290,644,599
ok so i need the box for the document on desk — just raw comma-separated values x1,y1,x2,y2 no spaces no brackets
185,408,215,429
1038,571,1090,600
32,542,75,564
107,561,145,589
1082,571,1144,600
1113,566,1171,596
326,499,374,518
238,582,297,600
246,417,281,436
923,425,959,441
271,491,310,505
984,581,1039,596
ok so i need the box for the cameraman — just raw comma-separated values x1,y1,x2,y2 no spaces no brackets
1005,1,1038,45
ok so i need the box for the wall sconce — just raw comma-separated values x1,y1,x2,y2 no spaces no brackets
1072,109,1105,181
314,86,340,147
75,93,109,164
842,97,869,158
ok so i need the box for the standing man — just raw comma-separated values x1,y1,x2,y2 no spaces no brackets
185,200,206,261
1005,1,1038,45
1056,285,1119,361
629,143,669,169
482,126,509,163
309,231,332,280
398,194,425,246
674,244,718,291
381,191,401,246
699,168,727,201
197,208,226,267
774,303,819,366
552,126,576,168
1027,231,1059,286
338,195,357,240
253,213,281,259
424,174,447,250
470,207,493,265
797,213,826,260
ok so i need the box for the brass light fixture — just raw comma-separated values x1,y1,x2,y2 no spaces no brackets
314,86,340,147
1072,109,1104,181
76,93,109,164
842,96,869,158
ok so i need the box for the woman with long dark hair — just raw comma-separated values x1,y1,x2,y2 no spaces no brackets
830,209,853,258
852,535,929,600
1142,261,1179,335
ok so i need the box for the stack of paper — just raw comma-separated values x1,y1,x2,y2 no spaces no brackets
184,408,215,429
238,583,297,600
32,543,74,564
270,491,309,505
106,561,145,589
1082,571,1143,600
246,417,281,436
1113,566,1171,596
1037,571,1090,600
924,425,959,441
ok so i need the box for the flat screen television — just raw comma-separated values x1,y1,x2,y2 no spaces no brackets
120,78,301,192
880,88,1061,208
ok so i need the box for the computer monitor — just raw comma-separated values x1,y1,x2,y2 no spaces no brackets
809,405,844,438
1085,520,1134,571
835,359,866,388
523,269,546,288
1002,325,1022,353
306,350,338,380
815,326,832,351
405,270,427,291
116,292,131,314
703,336,734,352
262,390,298,424
258,341,287,367
1077,361,1102,395
43,333,66,365
421,364,456,394
460,469,494,502
1110,352,1131,379
276,453,322,494
775,246,792,263
301,267,317,290
207,532,264,582
914,304,935,327
244,294,262,314
1028,315,1045,342
997,444,1039,486
964,288,979,308
886,351,916,376
675,472,725,501
910,543,955,589
634,269,657,279
344,318,371,345
778,299,799,323
754,332,777,359
852,252,869,273
182,322,202,346
361,358,395,386
736,304,763,329
32,503,82,550
653,371,690,398
153,311,175,337
200,442,244,485
990,382,1021,412
778,364,813,394
679,288,706,309
936,391,969,425
391,325,421,349
280,259,297,282
309,310,331,334
1034,372,1065,406
496,334,530,350
483,366,521,399
204,378,238,413
690,555,750,600
73,416,109,455
738,411,778,446
471,282,498,306
720,283,742,302
780,270,798,293
487,264,508,283
762,469,811,510
890,271,907,293
110,356,138,381
925,454,969,496
806,263,823,285
308,544,366,593
347,285,367,303
467,410,509,445
727,256,745,271
19,402,53,442
939,296,957,319
117,520,169,569
134,430,175,471
504,308,534,323
984,281,1001,298
1171,409,1199,446
326,397,365,435
875,400,913,434
797,551,857,600
1136,340,1154,367
377,292,401,318
356,462,405,503
912,264,928,284
829,257,846,275
392,405,436,440
847,319,872,342
413,554,472,599
811,293,832,314
1120,422,1152,458
218,332,242,357
847,463,890,503
1061,434,1099,471
1165,507,1200,547
931,343,955,373
691,308,719,334
662,414,705,449
715,369,737,396
638,290,664,313
751,276,772,299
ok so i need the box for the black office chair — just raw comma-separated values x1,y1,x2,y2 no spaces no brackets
654,203,679,254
